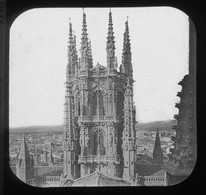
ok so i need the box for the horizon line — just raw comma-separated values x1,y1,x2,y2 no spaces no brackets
9,118,176,129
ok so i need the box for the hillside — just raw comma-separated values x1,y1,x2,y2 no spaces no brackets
10,125,63,134
135,120,176,132
10,120,176,134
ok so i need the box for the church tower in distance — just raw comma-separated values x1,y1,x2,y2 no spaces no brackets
63,10,137,182
16,134,35,185
152,128,163,164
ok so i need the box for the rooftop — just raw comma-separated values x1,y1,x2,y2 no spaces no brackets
62,171,131,186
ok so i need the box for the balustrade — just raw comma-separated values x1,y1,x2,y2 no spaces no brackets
78,154,120,163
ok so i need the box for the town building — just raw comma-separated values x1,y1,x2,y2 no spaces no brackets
12,134,63,187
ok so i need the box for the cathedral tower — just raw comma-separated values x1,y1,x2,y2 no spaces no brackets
63,10,137,183
16,135,34,185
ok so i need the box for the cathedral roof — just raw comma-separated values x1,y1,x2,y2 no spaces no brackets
63,171,130,186
135,163,163,176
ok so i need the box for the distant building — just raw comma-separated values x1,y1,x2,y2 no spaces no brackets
135,164,166,186
12,134,64,187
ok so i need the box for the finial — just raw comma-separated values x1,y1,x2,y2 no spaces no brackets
69,17,71,23
109,7,111,12
127,16,129,22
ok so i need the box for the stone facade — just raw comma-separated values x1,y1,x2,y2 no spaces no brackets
63,10,137,183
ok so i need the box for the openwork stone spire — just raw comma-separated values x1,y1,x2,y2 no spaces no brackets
80,11,90,71
106,10,116,72
121,19,132,79
67,21,78,76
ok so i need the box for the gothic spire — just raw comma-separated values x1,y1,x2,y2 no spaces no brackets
17,134,31,165
106,10,116,71
121,19,132,79
16,134,34,182
153,128,163,164
68,20,73,48
80,10,90,71
81,11,88,43
67,20,78,76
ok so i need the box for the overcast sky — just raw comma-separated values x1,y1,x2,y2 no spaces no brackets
9,7,189,128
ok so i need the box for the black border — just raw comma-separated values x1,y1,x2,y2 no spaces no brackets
1,0,205,195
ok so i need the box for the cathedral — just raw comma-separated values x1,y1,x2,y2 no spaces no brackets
10,9,196,187
61,9,137,185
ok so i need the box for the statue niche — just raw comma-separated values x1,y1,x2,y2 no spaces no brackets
92,128,105,155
